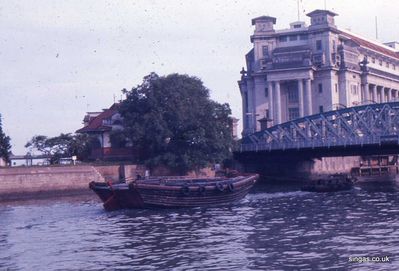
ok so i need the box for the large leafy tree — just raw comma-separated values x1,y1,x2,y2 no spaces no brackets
119,73,234,174
0,114,11,164
25,133,92,164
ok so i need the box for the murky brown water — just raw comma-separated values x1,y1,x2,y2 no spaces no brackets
1,182,398,270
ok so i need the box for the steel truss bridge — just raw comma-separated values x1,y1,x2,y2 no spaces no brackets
240,102,399,156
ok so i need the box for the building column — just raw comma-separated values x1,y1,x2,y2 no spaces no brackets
380,86,385,103
305,79,312,115
387,88,392,102
268,81,274,125
382,87,386,103
252,83,257,131
373,85,377,103
275,81,282,124
244,80,255,134
378,86,382,102
298,79,304,117
363,83,370,103
384,87,388,102
242,90,248,134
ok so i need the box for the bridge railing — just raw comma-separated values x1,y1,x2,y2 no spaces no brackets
240,136,386,152
239,102,399,153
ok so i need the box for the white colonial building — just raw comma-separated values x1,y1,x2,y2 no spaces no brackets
239,9,399,135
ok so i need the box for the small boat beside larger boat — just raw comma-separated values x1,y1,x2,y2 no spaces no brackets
89,174,258,211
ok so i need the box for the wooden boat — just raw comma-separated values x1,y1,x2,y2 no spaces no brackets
301,174,354,193
89,174,258,211
351,155,399,183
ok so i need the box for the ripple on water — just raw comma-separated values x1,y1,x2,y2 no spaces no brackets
0,184,399,270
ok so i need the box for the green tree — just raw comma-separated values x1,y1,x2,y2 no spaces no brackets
0,114,12,164
65,133,93,161
25,133,92,164
120,73,234,174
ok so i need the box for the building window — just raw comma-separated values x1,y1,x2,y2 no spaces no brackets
299,34,308,40
318,83,323,93
394,65,396,70
279,36,288,42
319,106,324,113
335,84,338,93
102,119,112,125
386,62,390,68
288,108,299,120
351,85,357,95
262,45,269,57
288,88,299,103
379,59,382,66
372,57,375,63
264,87,268,97
316,40,322,50
289,35,298,41
293,24,301,29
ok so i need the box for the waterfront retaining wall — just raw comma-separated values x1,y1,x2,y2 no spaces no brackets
0,164,144,201
0,166,101,200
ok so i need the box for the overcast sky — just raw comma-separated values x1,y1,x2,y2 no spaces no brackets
1,0,399,154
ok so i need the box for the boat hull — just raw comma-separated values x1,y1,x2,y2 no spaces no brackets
89,175,258,211
301,174,353,193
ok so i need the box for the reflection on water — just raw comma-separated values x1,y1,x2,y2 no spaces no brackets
1,182,398,270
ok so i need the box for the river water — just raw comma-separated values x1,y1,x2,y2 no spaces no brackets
1,182,398,271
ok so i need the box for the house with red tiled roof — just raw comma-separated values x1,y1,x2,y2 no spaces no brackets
76,103,136,161
239,9,399,135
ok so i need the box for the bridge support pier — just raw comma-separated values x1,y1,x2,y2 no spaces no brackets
234,152,360,183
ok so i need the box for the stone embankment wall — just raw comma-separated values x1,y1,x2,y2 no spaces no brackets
0,164,145,201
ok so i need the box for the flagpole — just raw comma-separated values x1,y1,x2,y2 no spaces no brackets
297,0,300,21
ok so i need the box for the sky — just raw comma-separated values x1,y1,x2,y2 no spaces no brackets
1,0,399,154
